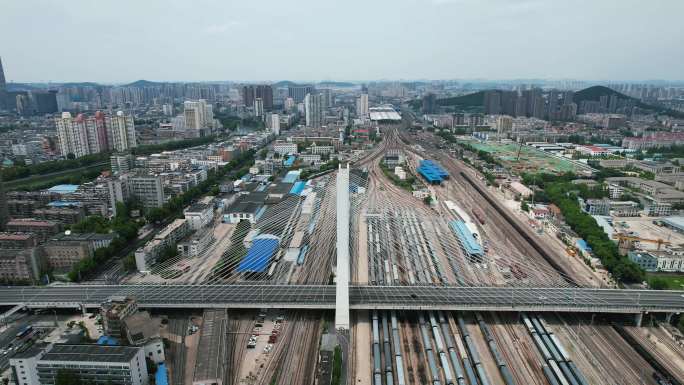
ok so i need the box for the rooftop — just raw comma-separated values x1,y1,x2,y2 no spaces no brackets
226,201,261,215
369,105,402,121
7,219,59,227
237,234,279,273
661,216,684,232
10,343,47,359
47,184,80,194
40,344,141,363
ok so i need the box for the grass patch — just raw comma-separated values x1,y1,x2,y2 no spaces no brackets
646,272,684,290
379,161,416,191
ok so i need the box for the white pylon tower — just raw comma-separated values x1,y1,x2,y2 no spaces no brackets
335,163,350,330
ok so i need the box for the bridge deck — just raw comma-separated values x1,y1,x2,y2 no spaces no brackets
0,285,682,314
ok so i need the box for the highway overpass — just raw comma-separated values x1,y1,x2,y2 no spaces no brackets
0,285,682,315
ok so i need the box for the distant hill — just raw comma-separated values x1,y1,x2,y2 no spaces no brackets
273,80,297,87
125,79,166,87
59,82,102,87
437,91,485,107
412,86,683,118
572,85,630,103
575,85,684,118
318,81,356,88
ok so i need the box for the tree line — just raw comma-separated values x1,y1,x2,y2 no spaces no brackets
523,172,645,284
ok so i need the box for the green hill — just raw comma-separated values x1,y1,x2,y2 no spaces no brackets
575,85,684,118
437,91,485,107
125,79,166,87
409,91,485,110
573,85,629,103
273,80,298,87
318,81,356,88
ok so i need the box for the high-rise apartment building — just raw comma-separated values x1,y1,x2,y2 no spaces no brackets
242,85,273,110
422,93,436,114
496,115,513,134
254,98,264,118
257,85,273,110
108,111,137,151
55,112,90,158
356,93,369,117
0,56,6,110
55,111,135,158
183,99,213,131
547,90,559,120
86,111,109,154
321,88,333,108
288,85,315,103
33,90,59,114
284,97,295,111
484,91,501,115
305,93,323,128
0,56,5,91
270,113,280,135
128,175,165,210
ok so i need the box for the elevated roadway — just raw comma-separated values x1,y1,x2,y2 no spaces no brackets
0,285,682,315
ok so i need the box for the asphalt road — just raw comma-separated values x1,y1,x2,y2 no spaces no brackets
0,285,682,313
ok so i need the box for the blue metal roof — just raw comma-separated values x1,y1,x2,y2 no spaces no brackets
283,170,300,183
237,235,279,273
48,201,83,207
283,155,296,167
575,239,591,252
47,184,79,194
449,220,483,256
97,336,119,345
289,181,306,195
156,363,168,385
417,160,448,184
255,206,267,221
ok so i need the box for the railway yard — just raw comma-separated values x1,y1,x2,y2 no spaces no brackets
343,127,684,385
142,124,683,385
4,124,681,385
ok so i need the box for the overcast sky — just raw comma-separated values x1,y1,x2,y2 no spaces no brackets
1,0,682,83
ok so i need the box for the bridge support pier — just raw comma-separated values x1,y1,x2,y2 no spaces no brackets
335,164,350,330
634,312,643,327
665,312,674,324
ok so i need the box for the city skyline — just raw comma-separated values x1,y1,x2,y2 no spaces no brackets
1,0,683,83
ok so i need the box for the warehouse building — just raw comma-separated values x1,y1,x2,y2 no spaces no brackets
417,159,448,184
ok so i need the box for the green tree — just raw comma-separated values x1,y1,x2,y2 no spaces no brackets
123,254,137,272
649,277,668,290
423,196,432,205
521,201,530,212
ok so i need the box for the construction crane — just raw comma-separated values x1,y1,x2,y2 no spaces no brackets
612,233,672,255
